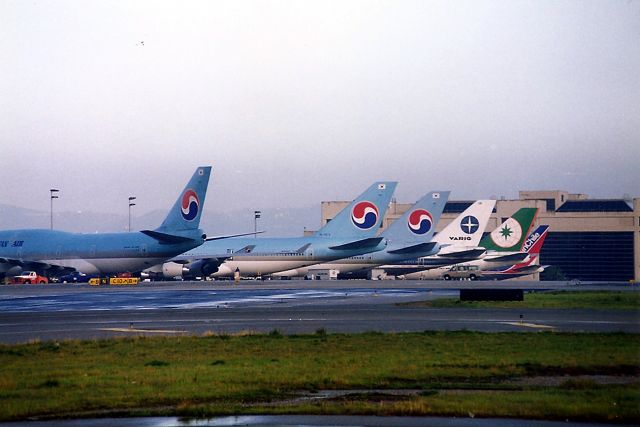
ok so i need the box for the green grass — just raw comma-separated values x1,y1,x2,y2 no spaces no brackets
0,331,638,422
402,290,640,310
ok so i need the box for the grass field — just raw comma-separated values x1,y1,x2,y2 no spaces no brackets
400,290,640,310
0,331,638,422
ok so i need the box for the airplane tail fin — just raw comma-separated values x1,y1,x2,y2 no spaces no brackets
499,225,549,272
315,181,397,239
156,166,212,233
480,207,538,252
382,191,450,246
433,200,496,246
521,225,549,256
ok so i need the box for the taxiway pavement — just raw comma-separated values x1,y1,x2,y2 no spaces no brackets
0,281,637,343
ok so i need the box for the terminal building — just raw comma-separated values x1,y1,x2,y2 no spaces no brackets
320,191,640,282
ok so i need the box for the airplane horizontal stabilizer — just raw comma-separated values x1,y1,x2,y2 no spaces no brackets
329,237,384,251
387,242,439,255
437,248,486,259
140,230,197,244
484,252,530,263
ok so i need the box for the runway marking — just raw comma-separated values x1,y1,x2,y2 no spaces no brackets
501,322,555,329
98,328,186,334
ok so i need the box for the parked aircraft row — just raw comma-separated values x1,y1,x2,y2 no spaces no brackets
0,166,550,283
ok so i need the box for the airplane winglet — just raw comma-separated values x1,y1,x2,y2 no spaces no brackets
234,245,256,254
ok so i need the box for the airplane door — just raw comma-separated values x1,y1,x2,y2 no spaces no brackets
90,245,96,258
55,245,62,259
140,244,148,257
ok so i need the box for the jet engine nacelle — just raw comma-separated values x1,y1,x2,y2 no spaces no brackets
161,259,223,279
162,262,187,279
187,258,222,277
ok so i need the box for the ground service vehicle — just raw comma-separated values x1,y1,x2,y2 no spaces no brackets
442,265,481,281
11,271,49,284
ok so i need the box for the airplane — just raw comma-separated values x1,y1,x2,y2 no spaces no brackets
481,225,550,280
396,207,539,279
0,166,212,279
270,190,451,279
156,181,398,279
379,199,496,277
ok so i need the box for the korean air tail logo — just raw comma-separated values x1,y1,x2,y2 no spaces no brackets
460,215,479,234
408,209,433,235
351,201,379,230
181,189,200,221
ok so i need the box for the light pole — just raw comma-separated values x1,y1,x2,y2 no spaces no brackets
50,189,59,230
128,197,136,232
254,210,261,238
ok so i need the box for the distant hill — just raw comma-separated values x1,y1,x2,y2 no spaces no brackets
0,203,319,237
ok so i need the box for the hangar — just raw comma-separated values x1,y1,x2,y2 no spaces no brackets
321,191,639,282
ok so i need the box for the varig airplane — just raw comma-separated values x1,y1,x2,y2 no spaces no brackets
380,199,496,276
0,167,212,279
270,190,450,279
398,208,539,280
158,181,397,279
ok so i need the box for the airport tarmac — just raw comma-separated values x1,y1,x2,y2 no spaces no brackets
0,281,638,343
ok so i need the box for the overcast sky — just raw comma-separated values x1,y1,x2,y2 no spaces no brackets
1,0,638,217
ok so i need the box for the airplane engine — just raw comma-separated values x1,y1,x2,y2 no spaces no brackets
162,262,187,279
187,258,222,277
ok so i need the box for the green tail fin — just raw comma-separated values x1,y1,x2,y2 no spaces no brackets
480,208,538,252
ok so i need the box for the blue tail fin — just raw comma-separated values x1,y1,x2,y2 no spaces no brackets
315,181,397,239
382,191,450,246
156,166,212,232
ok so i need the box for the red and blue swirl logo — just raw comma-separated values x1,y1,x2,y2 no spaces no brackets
181,189,200,221
408,209,433,235
351,201,379,230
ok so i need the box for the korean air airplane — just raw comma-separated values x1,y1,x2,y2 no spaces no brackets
158,181,397,279
0,167,211,279
270,190,451,279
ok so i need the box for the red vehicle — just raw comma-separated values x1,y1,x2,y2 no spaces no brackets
10,271,49,284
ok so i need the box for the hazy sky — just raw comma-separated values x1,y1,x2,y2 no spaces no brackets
1,0,639,217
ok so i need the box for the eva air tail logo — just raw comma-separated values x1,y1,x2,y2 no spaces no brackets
490,218,522,248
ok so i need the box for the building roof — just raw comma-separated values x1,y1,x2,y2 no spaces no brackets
556,199,633,213
443,201,497,214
